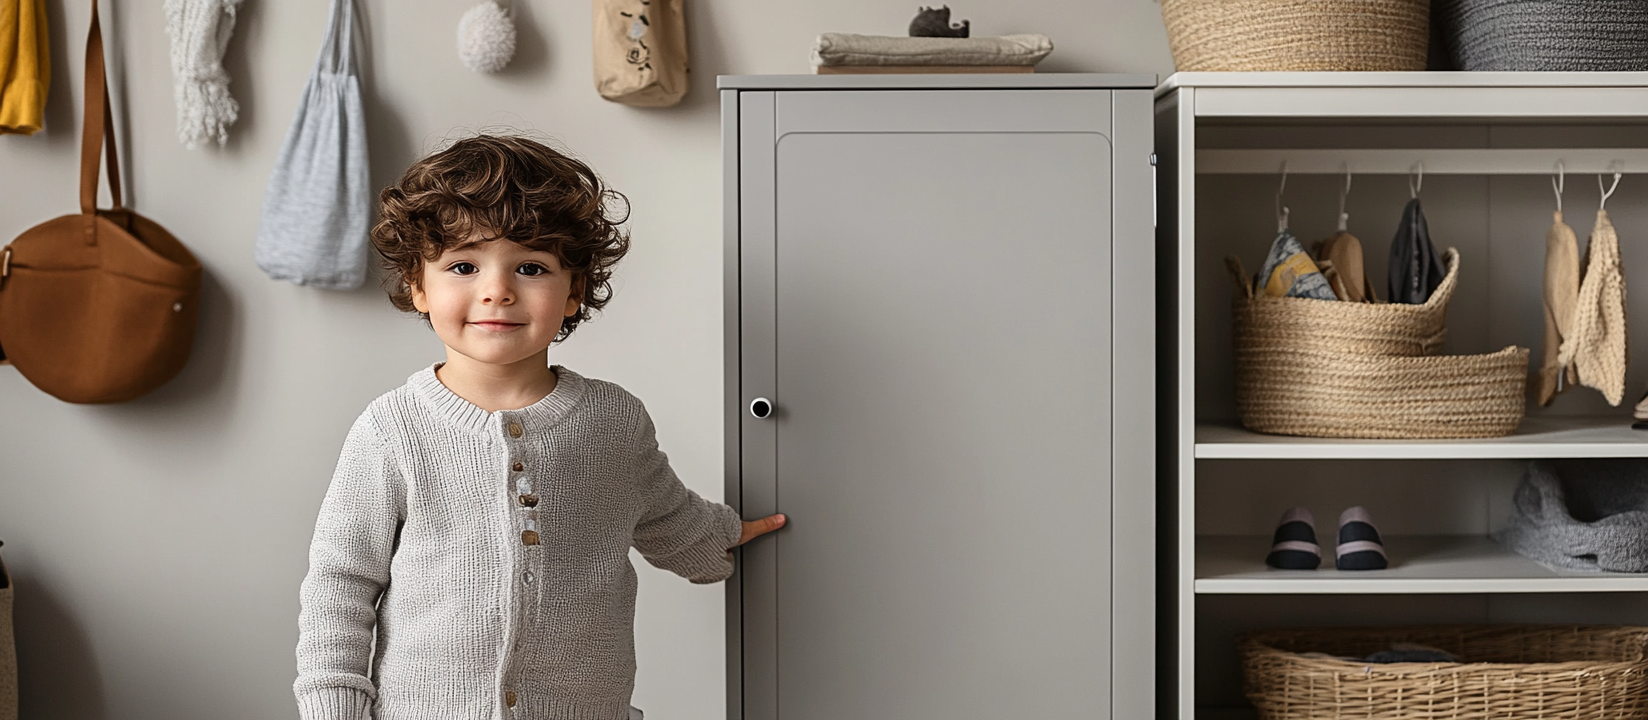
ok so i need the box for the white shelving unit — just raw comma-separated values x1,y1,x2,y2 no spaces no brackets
1157,72,1648,719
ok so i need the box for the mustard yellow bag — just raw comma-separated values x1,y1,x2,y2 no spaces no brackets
592,0,687,107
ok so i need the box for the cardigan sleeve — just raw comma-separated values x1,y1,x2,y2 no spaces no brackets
630,406,743,584
295,410,405,720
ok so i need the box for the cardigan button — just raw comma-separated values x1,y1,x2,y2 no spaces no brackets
508,422,523,438
522,530,539,546
518,494,539,507
512,461,524,472
505,690,517,707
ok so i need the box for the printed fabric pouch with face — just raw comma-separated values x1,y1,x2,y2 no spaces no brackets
592,0,688,107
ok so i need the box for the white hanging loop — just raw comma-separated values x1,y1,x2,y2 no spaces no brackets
1552,161,1565,214
1600,167,1623,210
1275,160,1290,233
1409,161,1424,199
1337,165,1352,232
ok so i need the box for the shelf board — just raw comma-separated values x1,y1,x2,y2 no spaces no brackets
1194,417,1648,460
1197,148,1648,176
1196,535,1648,594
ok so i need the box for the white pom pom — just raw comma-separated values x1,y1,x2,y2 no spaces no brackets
458,1,516,74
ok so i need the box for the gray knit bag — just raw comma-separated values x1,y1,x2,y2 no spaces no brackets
1436,0,1648,71
253,0,371,289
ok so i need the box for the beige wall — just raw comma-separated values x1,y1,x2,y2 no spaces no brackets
0,1,1172,718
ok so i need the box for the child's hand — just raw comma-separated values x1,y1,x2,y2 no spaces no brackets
732,514,787,549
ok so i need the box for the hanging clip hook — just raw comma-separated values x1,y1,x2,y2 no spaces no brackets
1275,160,1290,233
1552,161,1565,215
1409,161,1424,199
1600,163,1623,211
1338,164,1352,233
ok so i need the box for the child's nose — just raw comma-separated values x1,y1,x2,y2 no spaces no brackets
481,273,516,305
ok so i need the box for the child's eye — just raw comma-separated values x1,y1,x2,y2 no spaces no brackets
449,262,478,275
517,263,548,277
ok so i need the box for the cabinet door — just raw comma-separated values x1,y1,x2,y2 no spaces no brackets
739,89,1115,720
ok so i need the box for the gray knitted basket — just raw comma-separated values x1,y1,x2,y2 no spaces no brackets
1436,0,1648,71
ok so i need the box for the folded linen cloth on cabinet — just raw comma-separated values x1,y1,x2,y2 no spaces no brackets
810,33,1052,67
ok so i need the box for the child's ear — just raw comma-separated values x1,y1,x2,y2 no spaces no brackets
409,279,429,314
564,278,584,318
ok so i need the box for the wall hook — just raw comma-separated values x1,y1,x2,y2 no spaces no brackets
1275,160,1290,233
1408,161,1424,199
1552,161,1565,214
1600,166,1623,210
1338,164,1352,233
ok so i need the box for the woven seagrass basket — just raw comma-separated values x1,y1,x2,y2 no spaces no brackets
1241,625,1648,720
1227,248,1529,439
1161,0,1430,72
1436,0,1648,71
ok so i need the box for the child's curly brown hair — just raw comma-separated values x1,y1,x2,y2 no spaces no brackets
371,134,631,342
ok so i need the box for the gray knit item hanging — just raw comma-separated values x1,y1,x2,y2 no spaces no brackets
253,0,371,290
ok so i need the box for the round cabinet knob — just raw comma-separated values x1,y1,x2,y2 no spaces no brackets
749,397,774,419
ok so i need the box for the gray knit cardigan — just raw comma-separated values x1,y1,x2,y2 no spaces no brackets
296,364,743,720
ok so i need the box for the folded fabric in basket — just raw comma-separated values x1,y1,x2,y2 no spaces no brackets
1496,460,1648,573
810,33,1053,68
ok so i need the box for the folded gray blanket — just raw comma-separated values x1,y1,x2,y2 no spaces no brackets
1496,460,1648,573
811,33,1053,67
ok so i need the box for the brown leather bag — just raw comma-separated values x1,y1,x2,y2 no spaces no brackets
0,0,201,404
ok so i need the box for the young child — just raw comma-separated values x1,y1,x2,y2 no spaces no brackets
295,135,785,720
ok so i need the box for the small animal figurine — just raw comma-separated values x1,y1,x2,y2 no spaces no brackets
909,5,969,38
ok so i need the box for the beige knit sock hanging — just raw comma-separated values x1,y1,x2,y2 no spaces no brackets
1558,173,1629,406
1537,171,1580,406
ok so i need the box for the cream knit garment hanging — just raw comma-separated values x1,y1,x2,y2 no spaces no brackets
164,0,241,148
1559,208,1628,406
1537,210,1580,406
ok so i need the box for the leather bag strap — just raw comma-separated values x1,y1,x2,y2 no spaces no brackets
79,0,122,216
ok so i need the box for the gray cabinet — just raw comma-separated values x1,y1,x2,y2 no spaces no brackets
720,74,1155,720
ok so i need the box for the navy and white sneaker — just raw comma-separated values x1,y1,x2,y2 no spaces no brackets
1336,506,1389,571
1265,507,1321,570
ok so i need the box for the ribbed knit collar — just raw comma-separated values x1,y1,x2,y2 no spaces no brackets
407,362,589,435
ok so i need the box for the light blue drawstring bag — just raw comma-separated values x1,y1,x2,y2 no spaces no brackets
254,0,370,290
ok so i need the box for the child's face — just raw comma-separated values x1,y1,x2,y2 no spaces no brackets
409,237,582,367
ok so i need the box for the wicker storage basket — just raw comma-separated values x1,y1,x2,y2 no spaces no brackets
1226,248,1459,358
1161,0,1430,72
1228,248,1529,439
1241,625,1648,720
1436,0,1648,72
